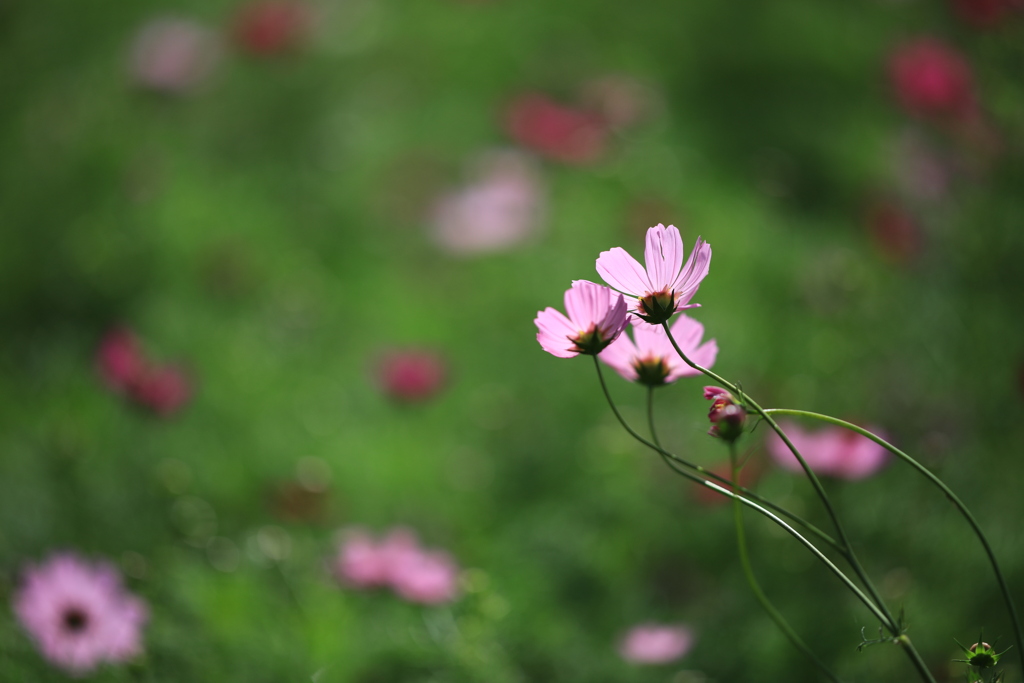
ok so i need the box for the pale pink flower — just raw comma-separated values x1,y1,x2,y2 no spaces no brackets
535,281,629,358
333,528,460,604
504,93,607,164
619,624,695,664
767,421,890,480
14,553,148,676
430,150,545,255
377,349,447,403
888,38,976,120
599,314,717,386
389,549,460,605
596,224,711,325
129,17,220,94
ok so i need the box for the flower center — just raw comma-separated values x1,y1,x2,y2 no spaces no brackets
632,356,670,386
62,607,89,633
636,289,676,324
571,325,613,356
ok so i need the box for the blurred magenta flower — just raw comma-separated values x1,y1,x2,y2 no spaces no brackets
96,328,145,393
535,281,629,358
333,528,460,604
430,150,546,255
378,349,447,403
951,0,1018,28
129,17,220,94
596,224,712,325
865,199,923,265
618,623,695,664
599,314,717,386
95,328,192,417
767,421,890,480
888,38,976,121
504,93,608,164
14,553,148,676
232,1,311,56
692,458,763,507
130,365,192,417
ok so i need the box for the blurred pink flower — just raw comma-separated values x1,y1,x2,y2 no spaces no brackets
14,553,148,676
130,365,192,417
865,199,923,265
378,350,447,403
430,150,545,255
535,281,629,358
599,314,717,386
96,328,145,393
579,75,658,131
767,421,890,480
888,38,976,120
333,528,460,604
504,93,608,164
129,17,220,94
233,1,311,56
596,224,712,325
891,130,952,203
619,624,695,664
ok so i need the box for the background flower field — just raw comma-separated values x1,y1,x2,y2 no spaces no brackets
1,0,1023,680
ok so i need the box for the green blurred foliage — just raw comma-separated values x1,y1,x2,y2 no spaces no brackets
1,0,1023,680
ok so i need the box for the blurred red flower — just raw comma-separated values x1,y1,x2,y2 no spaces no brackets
952,0,1018,28
504,93,608,164
865,199,923,265
233,1,311,56
888,39,976,121
95,328,192,417
378,350,447,403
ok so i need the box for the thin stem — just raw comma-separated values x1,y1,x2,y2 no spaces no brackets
646,386,660,446
764,408,1024,662
660,325,936,683
729,442,842,682
593,357,842,553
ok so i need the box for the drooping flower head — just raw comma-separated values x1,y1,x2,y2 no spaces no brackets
14,553,148,675
599,314,717,386
704,386,746,443
766,421,890,480
535,281,628,358
596,224,711,325
618,623,695,664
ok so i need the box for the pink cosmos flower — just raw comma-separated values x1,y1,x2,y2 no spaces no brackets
333,528,460,604
430,150,545,255
619,624,695,664
377,349,447,403
14,553,148,676
233,1,311,56
767,421,890,480
596,224,711,325
129,17,220,95
504,93,608,165
888,39,976,120
599,314,717,386
535,281,629,358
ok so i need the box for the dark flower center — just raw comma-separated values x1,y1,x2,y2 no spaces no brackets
571,325,613,356
636,290,676,325
62,607,90,633
632,357,670,386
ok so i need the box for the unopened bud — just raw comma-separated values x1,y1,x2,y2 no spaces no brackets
704,387,747,443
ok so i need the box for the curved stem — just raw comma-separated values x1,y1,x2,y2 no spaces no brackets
729,442,842,682
594,357,842,553
660,325,936,682
764,408,1024,662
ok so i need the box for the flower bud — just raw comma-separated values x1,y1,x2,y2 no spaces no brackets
704,387,746,443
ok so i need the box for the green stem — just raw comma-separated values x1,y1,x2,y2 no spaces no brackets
660,325,936,683
592,357,888,624
596,357,842,553
764,408,1024,663
729,442,842,682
